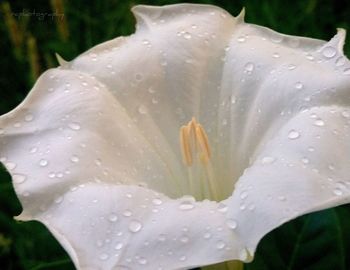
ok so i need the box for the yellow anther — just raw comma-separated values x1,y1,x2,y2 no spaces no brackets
179,117,211,166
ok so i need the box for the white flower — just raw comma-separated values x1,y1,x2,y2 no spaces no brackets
1,3,350,270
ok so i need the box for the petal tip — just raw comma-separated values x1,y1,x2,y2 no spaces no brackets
237,7,245,23
55,53,68,67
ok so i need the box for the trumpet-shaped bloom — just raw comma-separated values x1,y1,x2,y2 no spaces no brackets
1,3,350,270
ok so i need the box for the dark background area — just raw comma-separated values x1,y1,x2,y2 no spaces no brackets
1,0,350,269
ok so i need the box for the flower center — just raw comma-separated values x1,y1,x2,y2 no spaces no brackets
179,117,219,201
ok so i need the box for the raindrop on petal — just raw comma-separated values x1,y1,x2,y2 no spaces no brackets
129,220,142,233
288,130,300,140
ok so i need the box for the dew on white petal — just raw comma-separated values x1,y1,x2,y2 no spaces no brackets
6,162,16,170
70,156,79,163
138,257,148,265
343,68,350,75
138,105,147,115
123,210,132,217
114,242,123,250
333,188,343,196
99,253,109,261
301,157,309,164
288,130,300,140
321,46,336,58
294,82,304,90
25,114,34,122
54,196,64,204
261,156,276,165
244,62,255,73
226,219,238,230
237,36,246,42
240,191,248,199
68,122,81,130
129,220,142,233
179,197,195,211
183,32,192,39
179,255,187,261
39,159,49,167
314,119,325,126
341,111,350,118
108,213,118,222
13,174,26,184
152,198,163,205
217,203,228,213
216,241,226,249
203,232,212,239
335,56,346,66
239,249,248,260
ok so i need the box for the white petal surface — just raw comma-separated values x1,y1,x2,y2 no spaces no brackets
226,105,350,255
0,69,246,269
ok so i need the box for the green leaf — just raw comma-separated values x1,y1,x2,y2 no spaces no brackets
245,206,350,270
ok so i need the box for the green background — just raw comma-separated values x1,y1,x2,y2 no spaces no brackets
0,0,350,269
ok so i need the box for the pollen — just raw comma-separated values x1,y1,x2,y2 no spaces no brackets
180,117,211,166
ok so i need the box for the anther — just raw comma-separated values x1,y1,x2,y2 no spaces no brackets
179,118,211,166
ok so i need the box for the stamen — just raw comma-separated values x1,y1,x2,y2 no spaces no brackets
179,117,211,166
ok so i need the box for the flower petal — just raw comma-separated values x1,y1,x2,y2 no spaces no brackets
67,4,240,180
226,105,350,256
216,26,350,196
0,68,248,269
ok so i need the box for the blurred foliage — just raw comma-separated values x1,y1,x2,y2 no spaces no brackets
0,0,350,269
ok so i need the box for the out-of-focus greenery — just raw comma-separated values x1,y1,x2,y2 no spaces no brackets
0,1,349,269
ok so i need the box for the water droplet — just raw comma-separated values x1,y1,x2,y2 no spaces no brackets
179,200,194,211
244,62,254,74
68,122,81,130
335,56,346,66
108,213,118,222
142,39,150,45
54,196,63,204
183,32,192,39
322,46,336,58
123,210,132,217
217,203,228,213
39,159,49,167
272,52,280,58
288,130,300,140
261,156,276,165
342,111,350,118
287,64,296,70
301,157,309,164
240,191,248,199
25,114,34,122
237,36,246,43
179,255,187,261
333,187,343,196
216,241,226,249
152,198,163,205
180,236,189,243
70,156,79,163
226,219,238,230
239,249,248,260
314,119,325,127
138,105,147,115
138,257,147,265
13,174,26,184
99,253,109,261
129,220,142,233
203,232,211,239
6,162,16,170
343,68,350,75
114,242,123,250
294,82,304,90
